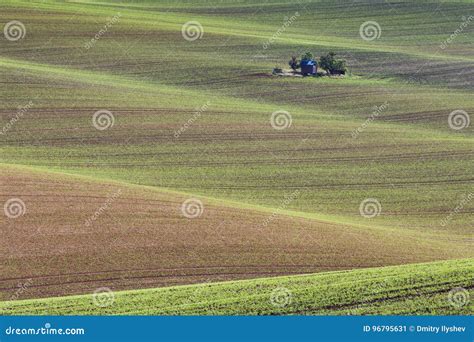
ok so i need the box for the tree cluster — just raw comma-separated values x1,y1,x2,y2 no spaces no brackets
288,51,347,75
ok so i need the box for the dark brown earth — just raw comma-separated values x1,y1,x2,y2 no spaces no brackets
0,165,466,300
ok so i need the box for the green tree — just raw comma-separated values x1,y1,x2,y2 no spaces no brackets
319,52,347,74
288,55,300,71
301,51,314,61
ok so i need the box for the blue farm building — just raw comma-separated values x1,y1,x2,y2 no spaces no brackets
300,59,317,76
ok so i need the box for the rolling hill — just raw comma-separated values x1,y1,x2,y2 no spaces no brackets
1,163,469,300
0,0,473,315
2,259,473,315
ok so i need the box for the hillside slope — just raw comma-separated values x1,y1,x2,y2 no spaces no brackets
2,259,472,315
0,0,473,311
1,0,473,235
2,163,468,300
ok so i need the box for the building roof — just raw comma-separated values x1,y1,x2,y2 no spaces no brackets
300,59,317,66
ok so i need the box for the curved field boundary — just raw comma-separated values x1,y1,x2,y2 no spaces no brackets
1,163,468,300
3,161,470,240
2,258,472,315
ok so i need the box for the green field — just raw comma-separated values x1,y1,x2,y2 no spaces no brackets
2,259,473,315
0,0,473,315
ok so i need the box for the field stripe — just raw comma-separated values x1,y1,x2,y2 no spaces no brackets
4,0,474,63
2,258,472,315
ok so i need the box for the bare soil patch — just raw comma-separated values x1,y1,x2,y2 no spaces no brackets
0,166,463,299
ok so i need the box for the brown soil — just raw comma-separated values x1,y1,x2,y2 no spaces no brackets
0,165,463,300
